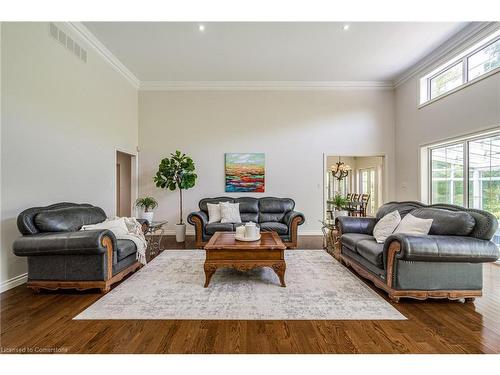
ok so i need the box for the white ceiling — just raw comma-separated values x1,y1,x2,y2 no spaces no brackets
83,22,469,83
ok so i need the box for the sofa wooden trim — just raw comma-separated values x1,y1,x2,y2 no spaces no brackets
191,215,207,248
27,235,142,294
283,215,303,249
338,230,481,302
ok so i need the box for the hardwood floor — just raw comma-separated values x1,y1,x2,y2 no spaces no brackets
1,236,500,354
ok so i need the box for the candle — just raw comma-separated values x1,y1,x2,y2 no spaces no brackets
235,226,245,237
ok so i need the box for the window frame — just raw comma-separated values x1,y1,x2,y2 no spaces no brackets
428,130,500,208
467,37,500,80
428,140,467,207
428,60,464,100
419,30,500,106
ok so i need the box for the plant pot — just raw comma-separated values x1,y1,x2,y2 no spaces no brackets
176,223,186,243
336,210,348,217
141,211,154,224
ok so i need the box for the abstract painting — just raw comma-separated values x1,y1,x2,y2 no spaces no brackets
225,153,265,192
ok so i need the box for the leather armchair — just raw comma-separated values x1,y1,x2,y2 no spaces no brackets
12,203,142,293
337,201,500,302
188,197,305,248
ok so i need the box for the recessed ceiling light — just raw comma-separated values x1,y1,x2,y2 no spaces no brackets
198,24,205,32
342,24,350,31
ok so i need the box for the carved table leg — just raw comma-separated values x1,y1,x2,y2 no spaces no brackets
271,262,286,287
204,263,217,288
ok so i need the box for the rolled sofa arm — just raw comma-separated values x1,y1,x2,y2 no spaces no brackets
336,216,376,235
13,229,116,256
384,233,500,264
187,211,208,227
283,211,305,227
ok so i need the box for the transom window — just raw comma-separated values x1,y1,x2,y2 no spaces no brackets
420,29,500,105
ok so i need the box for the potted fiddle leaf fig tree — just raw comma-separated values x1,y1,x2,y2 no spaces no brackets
135,196,158,224
154,151,197,242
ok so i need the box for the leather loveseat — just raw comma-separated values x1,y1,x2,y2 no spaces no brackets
13,202,143,293
337,201,499,302
187,197,305,248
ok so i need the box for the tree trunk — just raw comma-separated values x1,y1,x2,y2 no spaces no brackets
179,188,183,224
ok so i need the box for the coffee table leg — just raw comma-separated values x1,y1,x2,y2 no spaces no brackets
204,263,217,288
272,262,286,287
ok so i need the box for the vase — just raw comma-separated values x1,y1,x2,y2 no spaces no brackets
141,211,154,224
176,223,186,242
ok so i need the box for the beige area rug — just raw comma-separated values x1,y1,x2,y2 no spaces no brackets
75,250,405,320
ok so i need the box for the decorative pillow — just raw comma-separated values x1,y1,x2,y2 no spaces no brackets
393,213,433,236
207,203,222,224
220,202,242,223
373,210,401,243
80,217,129,237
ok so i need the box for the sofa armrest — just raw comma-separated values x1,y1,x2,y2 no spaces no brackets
384,234,500,265
283,211,305,227
187,211,208,227
336,216,376,235
13,229,116,257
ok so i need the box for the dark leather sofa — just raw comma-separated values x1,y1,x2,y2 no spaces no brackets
337,201,499,302
187,197,305,248
13,203,143,293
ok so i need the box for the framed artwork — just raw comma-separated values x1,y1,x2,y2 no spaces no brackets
225,153,265,192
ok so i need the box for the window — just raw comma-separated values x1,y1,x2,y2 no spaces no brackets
430,143,464,205
468,38,500,80
359,168,377,215
428,131,500,247
420,29,500,105
430,62,463,100
468,135,500,248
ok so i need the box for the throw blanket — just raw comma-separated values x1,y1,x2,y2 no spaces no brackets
81,217,147,265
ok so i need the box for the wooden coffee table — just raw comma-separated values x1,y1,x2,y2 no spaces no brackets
203,231,287,288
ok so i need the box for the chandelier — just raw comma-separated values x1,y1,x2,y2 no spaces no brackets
331,157,352,181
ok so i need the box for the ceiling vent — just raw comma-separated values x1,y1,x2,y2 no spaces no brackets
49,23,87,63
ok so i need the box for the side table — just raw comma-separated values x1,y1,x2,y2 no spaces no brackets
320,219,340,260
144,220,168,257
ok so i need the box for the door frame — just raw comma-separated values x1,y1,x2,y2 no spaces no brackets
322,153,387,220
114,149,138,217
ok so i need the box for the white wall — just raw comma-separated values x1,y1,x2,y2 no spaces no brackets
394,73,500,201
139,89,396,234
1,23,139,290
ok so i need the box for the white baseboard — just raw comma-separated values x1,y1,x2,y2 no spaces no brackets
1,273,27,293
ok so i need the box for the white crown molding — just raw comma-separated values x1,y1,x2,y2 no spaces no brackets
1,273,27,293
139,80,394,91
394,22,499,88
57,22,500,91
65,22,140,89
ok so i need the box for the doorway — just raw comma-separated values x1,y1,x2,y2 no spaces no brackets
115,151,137,217
324,155,385,219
